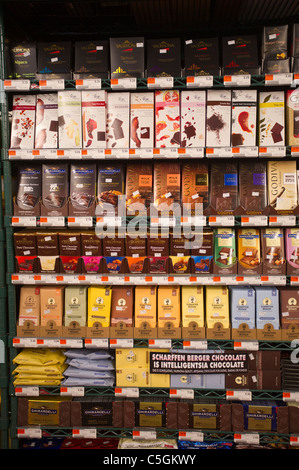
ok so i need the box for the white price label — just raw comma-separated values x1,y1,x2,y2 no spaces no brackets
224,74,251,87
181,216,206,227
234,433,259,445
234,341,259,351
4,79,30,90
12,337,37,348
68,216,93,227
39,79,65,90
75,79,102,89
265,73,293,86
226,390,252,401
269,215,296,226
96,216,122,227
169,389,194,399
72,428,97,439
183,340,208,350
60,386,85,397
209,216,234,226
133,429,156,440
11,216,36,227
111,77,137,89
148,339,172,349
39,216,65,227
186,75,213,88
178,431,204,442
283,392,299,402
109,338,134,348
85,338,109,348
259,146,286,157
59,338,83,348
115,387,139,398
147,77,174,88
290,435,299,446
17,427,42,439
241,216,267,226
15,386,39,396
150,217,176,227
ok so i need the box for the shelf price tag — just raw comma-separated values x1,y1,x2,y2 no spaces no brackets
147,77,174,88
148,339,172,349
290,276,299,286
4,79,30,90
283,392,299,402
60,386,85,397
133,429,156,440
85,338,109,348
39,79,65,90
258,146,286,157
115,387,139,398
15,386,39,396
241,216,267,226
223,74,251,87
186,75,213,88
11,216,36,227
290,435,299,446
178,431,204,442
231,146,258,157
17,427,42,439
234,341,259,351
209,216,234,226
96,216,122,227
226,390,252,401
13,337,37,348
169,389,194,399
109,338,134,348
59,338,83,348
111,77,137,89
75,78,102,89
72,428,97,439
183,340,208,350
269,215,296,226
206,147,233,158
39,216,65,227
181,216,206,227
265,73,293,86
150,217,176,227
234,433,259,445
67,216,93,227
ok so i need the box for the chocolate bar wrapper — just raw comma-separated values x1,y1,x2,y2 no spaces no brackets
153,161,181,215
125,161,153,216
262,25,288,60
214,228,237,274
35,93,58,149
181,161,209,215
11,95,36,149
231,89,257,147
41,163,69,216
74,40,109,74
147,38,181,77
181,90,206,147
69,163,96,215
238,161,267,215
184,37,220,76
9,43,37,80
259,91,285,146
82,90,107,149
222,35,259,72
97,163,125,216
209,161,238,215
110,37,144,78
206,89,231,147
286,89,299,146
263,58,290,74
58,90,82,148
267,160,297,213
106,92,130,148
155,90,180,148
130,92,154,148
286,228,299,275
261,228,286,275
237,228,261,275
37,42,71,74
15,165,41,214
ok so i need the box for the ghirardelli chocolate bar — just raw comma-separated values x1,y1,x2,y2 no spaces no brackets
153,161,181,215
74,40,108,75
130,92,154,148
209,161,238,215
147,38,181,77
155,89,180,148
11,95,36,149
41,163,68,216
181,161,209,215
69,164,96,216
97,163,125,216
111,286,133,327
261,228,286,275
82,90,107,149
267,160,297,213
231,90,257,147
206,90,232,147
222,35,259,73
126,162,153,216
37,42,72,74
15,165,41,214
237,228,261,275
238,161,267,215
110,37,145,78
184,37,220,76
35,94,58,149
259,91,285,146
181,90,206,147
9,43,37,79
262,25,288,60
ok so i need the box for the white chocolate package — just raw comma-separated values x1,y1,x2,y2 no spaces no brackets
58,90,82,148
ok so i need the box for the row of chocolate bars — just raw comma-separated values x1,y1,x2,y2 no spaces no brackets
6,23,299,80
10,87,299,151
13,160,299,219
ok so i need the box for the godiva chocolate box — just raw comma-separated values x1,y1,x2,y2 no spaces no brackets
8,42,37,80
237,161,267,215
184,37,220,76
181,161,209,215
110,37,145,78
208,161,238,215
74,40,109,77
14,165,41,216
267,160,297,214
190,228,213,274
146,38,181,77
153,161,181,215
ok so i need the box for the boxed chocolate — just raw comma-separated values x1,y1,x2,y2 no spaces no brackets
87,286,111,328
18,397,71,427
231,89,257,147
190,228,213,274
136,401,166,428
261,228,286,275
206,89,232,147
181,90,206,147
8,42,37,79
125,161,153,216
279,287,299,329
35,93,58,149
15,165,41,216
36,231,59,273
58,90,82,148
14,231,37,257
41,163,69,216
74,40,109,77
262,25,288,60
259,91,285,146
230,286,256,330
11,95,36,149
37,42,72,76
155,90,181,148
190,402,221,430
293,24,299,57
209,161,238,215
59,231,81,274
181,285,204,328
110,286,133,327
102,231,125,258
255,286,280,331
263,58,290,74
130,92,154,148
222,35,259,74
153,161,181,215
110,37,144,78
134,286,157,328
71,397,114,427
248,350,281,370
286,88,299,146
18,286,40,326
205,286,230,329
181,161,209,215
157,285,180,328
97,163,125,216
267,160,297,213
69,163,96,216
64,286,87,327
286,228,299,275
126,230,147,257
225,372,258,390
82,90,107,149
237,228,262,275
238,403,278,431
81,231,102,256
238,161,267,215
106,92,130,148
146,38,181,77
184,37,220,76
214,228,237,275
147,231,169,258
40,286,64,327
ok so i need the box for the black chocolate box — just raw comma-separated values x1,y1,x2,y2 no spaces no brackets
184,37,220,76
7,42,37,79
262,25,288,60
74,40,109,78
146,38,181,77
110,37,145,78
222,35,259,74
37,42,72,76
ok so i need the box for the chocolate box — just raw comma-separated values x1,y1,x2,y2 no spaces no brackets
237,160,267,215
206,89,231,147
255,286,280,331
110,37,145,78
286,88,299,146
146,38,181,77
69,163,96,216
157,285,180,328
64,286,87,327
222,35,259,74
58,90,82,148
259,91,285,146
209,161,238,215
40,286,64,328
37,42,72,76
267,160,297,214
214,228,237,275
35,93,58,149
130,91,154,148
180,90,206,147
230,286,256,330
15,165,41,216
74,40,109,77
106,92,130,148
134,285,157,328
71,397,114,427
262,25,288,60
190,402,220,430
102,231,125,258
205,286,230,329
155,90,181,148
181,161,209,215
292,24,299,57
87,285,111,328
237,228,262,275
18,286,40,326
286,228,299,275
279,288,299,329
126,230,147,257
184,37,220,76
231,89,257,147
11,95,36,149
181,285,204,328
153,161,181,215
41,163,69,217
36,231,59,274
125,161,153,216
110,286,134,327
14,231,37,257
263,58,290,74
82,90,107,149
261,228,286,275
8,42,37,79
190,228,213,274
136,401,166,428
97,163,125,216
81,231,102,256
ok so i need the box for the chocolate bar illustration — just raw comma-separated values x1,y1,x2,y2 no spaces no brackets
43,193,65,208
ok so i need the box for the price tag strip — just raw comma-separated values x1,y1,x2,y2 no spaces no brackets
290,435,299,446
4,79,31,91
224,74,251,87
226,390,252,401
269,215,296,226
13,337,37,348
85,338,109,348
178,431,204,442
17,427,42,439
259,146,286,157
206,147,233,158
109,338,134,348
39,216,65,227
15,386,39,396
147,77,174,88
265,73,293,86
148,339,172,349
209,216,234,226
241,216,268,226
183,340,208,350
234,433,260,445
67,216,93,227
186,75,213,88
75,79,102,90
111,78,137,89
11,216,37,227
231,146,258,157
283,391,299,402
72,428,97,439
133,429,157,440
169,389,194,399
39,79,65,90
61,386,85,397
234,341,259,351
115,387,139,398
